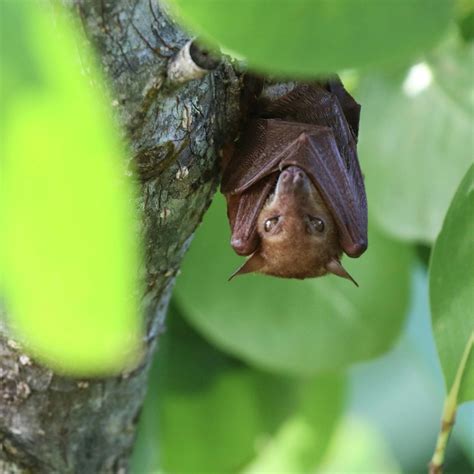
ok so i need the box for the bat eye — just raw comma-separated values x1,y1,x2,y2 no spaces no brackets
264,217,279,232
308,216,325,233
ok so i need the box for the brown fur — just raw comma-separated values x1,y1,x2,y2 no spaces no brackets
239,166,342,279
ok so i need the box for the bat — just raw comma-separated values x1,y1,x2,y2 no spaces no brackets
221,77,367,285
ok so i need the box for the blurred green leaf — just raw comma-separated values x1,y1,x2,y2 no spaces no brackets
0,3,141,374
459,10,474,41
131,304,344,474
430,37,474,116
316,417,401,473
456,0,474,41
429,165,474,403
243,375,344,473
174,195,412,375
0,3,44,96
359,46,473,242
166,0,454,76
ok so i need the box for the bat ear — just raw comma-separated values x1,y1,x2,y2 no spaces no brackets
228,253,265,281
326,258,358,287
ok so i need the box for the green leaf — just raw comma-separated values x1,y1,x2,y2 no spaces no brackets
457,0,474,41
174,195,412,375
429,38,474,116
0,3,141,374
316,417,401,473
0,3,44,95
166,0,454,77
358,50,473,242
243,375,345,473
131,304,344,474
429,165,474,403
459,10,474,41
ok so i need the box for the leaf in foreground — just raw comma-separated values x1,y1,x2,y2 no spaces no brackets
166,0,453,77
428,165,473,473
430,164,474,403
0,3,140,374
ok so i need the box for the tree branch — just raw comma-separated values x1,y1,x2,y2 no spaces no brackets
0,1,242,472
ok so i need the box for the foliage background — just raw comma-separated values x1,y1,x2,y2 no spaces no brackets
1,0,472,472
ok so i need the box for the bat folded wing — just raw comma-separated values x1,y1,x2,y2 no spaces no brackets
221,119,316,195
325,77,361,139
225,174,277,256
280,128,368,257
222,119,317,256
221,119,367,258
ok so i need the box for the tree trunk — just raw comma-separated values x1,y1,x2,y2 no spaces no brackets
0,1,242,472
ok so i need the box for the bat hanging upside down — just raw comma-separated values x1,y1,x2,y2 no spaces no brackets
221,78,368,285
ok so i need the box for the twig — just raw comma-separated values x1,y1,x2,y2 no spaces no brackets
429,331,474,474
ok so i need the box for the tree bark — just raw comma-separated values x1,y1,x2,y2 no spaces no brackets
0,1,242,472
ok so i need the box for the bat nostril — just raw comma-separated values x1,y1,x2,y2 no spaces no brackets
281,171,290,181
293,171,305,184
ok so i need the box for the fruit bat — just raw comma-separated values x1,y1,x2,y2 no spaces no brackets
220,77,367,285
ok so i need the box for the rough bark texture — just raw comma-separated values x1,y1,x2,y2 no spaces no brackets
0,1,242,472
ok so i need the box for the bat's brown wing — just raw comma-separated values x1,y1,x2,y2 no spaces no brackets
222,119,367,258
222,119,316,194
225,173,277,256
258,82,360,157
279,126,367,257
325,77,361,139
221,120,266,195
222,119,313,256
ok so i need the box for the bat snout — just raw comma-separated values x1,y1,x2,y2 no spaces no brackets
278,166,310,193
281,166,305,181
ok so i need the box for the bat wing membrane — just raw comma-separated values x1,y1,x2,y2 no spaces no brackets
222,119,334,256
221,119,300,194
280,127,367,257
225,173,277,256
223,119,367,258
325,77,361,139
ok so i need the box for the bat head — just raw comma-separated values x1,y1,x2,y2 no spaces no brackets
230,166,357,285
